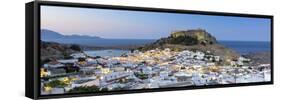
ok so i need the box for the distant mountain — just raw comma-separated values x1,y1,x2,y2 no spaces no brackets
41,29,101,41
40,29,155,47
41,29,64,39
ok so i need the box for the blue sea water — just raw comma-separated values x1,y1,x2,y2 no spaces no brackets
45,37,271,55
84,41,271,57
219,41,271,54
46,37,271,56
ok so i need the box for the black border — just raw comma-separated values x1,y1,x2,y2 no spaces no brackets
31,1,273,99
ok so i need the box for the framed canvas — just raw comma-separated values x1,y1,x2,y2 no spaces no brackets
26,0,273,99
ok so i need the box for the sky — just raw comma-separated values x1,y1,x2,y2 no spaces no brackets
41,5,271,41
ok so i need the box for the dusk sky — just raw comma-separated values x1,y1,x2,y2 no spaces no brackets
41,5,271,41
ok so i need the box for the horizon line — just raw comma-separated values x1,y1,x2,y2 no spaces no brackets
41,29,270,42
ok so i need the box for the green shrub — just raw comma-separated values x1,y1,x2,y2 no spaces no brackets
70,44,81,51
45,80,68,88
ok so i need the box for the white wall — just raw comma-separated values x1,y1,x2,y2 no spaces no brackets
0,0,280,100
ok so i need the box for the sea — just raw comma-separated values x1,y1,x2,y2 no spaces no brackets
219,41,271,55
84,41,271,57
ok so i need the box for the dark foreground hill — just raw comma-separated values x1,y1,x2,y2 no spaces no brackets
138,29,240,61
40,41,82,63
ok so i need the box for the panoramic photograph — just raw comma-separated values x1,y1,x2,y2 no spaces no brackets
40,6,271,95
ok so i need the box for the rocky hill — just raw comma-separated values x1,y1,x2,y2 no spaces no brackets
41,41,82,63
138,29,239,61
150,29,217,46
169,29,217,45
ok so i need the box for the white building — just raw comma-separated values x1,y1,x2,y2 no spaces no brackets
159,71,169,80
71,53,87,59
57,59,77,63
194,51,205,60
103,71,134,82
43,63,64,68
214,56,220,62
141,67,153,75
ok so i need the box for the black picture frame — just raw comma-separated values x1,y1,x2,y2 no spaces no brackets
26,0,274,99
